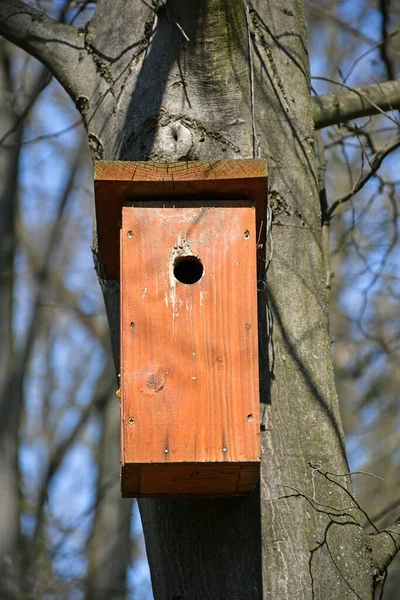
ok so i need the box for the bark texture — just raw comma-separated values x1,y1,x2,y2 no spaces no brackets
1,1,399,598
312,80,400,129
0,41,23,600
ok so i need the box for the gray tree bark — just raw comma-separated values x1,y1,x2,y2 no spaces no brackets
312,80,400,129
87,397,133,600
0,40,22,600
1,1,399,599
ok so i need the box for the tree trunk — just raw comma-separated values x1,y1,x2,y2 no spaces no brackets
86,2,376,597
87,396,133,600
0,40,23,600
1,1,399,598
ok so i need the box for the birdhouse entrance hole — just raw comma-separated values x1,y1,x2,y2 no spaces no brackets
173,255,204,284
94,159,268,498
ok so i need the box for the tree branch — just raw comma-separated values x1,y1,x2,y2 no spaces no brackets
312,81,400,130
370,499,400,525
327,134,400,217
27,375,115,574
370,520,400,575
378,0,396,81
0,0,92,102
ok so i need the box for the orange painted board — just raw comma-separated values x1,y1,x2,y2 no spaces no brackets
121,463,259,498
94,160,268,279
120,203,260,496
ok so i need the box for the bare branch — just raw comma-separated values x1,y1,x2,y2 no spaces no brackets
370,520,400,574
13,137,87,385
312,80,400,130
0,66,51,148
27,375,115,572
327,134,400,217
0,0,92,102
370,499,400,525
306,1,376,45
343,30,399,84
378,0,396,81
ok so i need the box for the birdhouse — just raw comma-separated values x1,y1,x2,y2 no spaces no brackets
94,160,268,497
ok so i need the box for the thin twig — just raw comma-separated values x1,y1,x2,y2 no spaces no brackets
327,134,400,217
326,470,383,481
343,29,399,83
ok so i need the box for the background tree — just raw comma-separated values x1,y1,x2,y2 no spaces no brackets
0,5,144,597
0,0,399,599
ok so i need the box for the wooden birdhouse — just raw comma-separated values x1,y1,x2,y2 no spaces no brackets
94,160,268,497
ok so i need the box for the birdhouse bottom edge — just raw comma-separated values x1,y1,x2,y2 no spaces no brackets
121,461,260,498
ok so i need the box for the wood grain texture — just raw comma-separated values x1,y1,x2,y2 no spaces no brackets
94,159,268,279
120,204,260,496
122,463,259,498
95,159,267,181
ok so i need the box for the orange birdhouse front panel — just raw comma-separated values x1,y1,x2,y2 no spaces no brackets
120,202,260,497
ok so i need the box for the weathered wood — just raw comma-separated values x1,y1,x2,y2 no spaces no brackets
94,159,268,279
122,463,259,497
120,204,260,496
96,158,267,181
